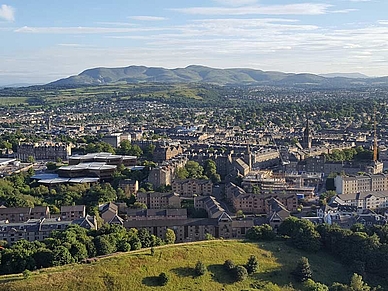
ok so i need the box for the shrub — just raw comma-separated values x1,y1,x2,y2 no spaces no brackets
235,265,248,281
195,260,206,276
22,269,31,279
246,255,259,275
158,272,169,286
223,259,235,271
293,257,312,282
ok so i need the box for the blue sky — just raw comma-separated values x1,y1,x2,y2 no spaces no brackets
0,0,387,84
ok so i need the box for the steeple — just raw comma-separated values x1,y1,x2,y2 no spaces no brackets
302,116,312,149
373,108,378,162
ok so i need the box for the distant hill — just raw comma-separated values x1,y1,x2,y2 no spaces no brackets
48,65,388,88
319,73,369,79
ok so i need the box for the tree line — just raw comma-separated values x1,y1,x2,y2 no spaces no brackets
0,224,175,275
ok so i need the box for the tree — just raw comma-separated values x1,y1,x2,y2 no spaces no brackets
349,273,370,291
293,257,312,282
246,225,276,241
303,279,329,291
234,265,248,281
185,161,204,179
165,228,176,244
158,272,169,286
51,246,75,266
236,210,245,219
27,156,35,163
246,255,259,275
93,235,115,255
195,260,206,276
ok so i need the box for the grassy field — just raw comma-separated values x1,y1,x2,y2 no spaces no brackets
0,240,351,291
0,97,28,105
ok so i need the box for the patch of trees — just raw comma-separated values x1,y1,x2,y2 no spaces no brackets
0,224,172,275
324,147,373,162
222,255,258,282
175,160,220,183
277,217,388,284
0,171,146,215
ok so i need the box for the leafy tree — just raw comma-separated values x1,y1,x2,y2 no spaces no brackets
303,279,329,291
175,167,189,180
234,265,248,281
236,210,245,219
165,228,176,244
132,202,147,209
185,161,204,179
195,260,206,276
158,272,169,286
330,282,349,291
138,229,153,248
245,255,259,275
293,257,312,282
246,224,276,241
349,273,370,291
51,246,75,266
34,248,53,269
93,235,115,255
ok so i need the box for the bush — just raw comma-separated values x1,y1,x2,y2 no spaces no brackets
22,269,31,279
223,259,235,271
246,255,259,275
158,272,169,286
235,265,248,281
293,257,312,282
195,260,206,276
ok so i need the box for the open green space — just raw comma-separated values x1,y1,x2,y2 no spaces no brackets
0,97,28,105
0,240,351,291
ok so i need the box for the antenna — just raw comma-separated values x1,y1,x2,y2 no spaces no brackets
373,107,378,162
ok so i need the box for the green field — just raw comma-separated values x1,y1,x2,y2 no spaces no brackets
0,97,28,105
0,240,351,291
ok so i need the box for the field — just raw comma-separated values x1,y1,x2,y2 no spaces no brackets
0,97,28,105
0,240,351,291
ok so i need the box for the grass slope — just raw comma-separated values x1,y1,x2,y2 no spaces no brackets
0,240,350,291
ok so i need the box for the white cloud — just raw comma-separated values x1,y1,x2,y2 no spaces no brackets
129,16,167,21
171,3,332,15
331,9,358,13
212,0,258,7
14,26,166,34
0,4,14,21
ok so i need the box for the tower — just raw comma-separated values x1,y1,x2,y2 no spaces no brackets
373,108,378,162
246,144,253,171
302,117,312,149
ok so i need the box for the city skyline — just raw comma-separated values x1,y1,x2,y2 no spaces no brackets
0,0,387,85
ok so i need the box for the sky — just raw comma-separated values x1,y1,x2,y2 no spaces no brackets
0,0,387,85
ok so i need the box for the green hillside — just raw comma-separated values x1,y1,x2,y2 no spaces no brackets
0,240,351,291
48,65,387,87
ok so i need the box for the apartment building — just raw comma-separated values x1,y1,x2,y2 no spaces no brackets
0,206,50,223
136,192,181,209
226,182,298,214
334,174,388,194
172,179,213,197
17,142,71,162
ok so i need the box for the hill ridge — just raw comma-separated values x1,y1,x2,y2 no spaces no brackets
48,65,388,88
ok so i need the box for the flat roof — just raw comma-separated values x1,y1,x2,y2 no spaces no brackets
38,177,100,184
